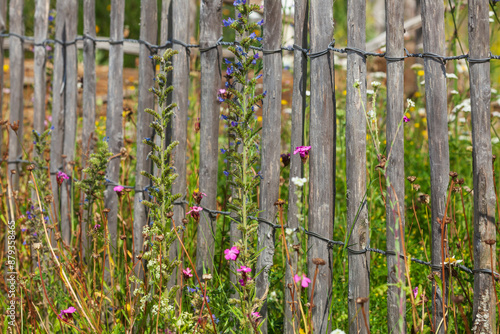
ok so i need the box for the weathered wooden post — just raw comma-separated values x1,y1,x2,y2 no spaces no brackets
385,0,406,332
8,0,24,191
256,1,282,331
421,1,449,332
34,0,49,135
59,0,78,244
170,0,189,285
346,0,369,332
104,0,124,280
468,1,497,331
81,0,97,258
50,0,64,215
284,0,307,332
133,0,158,279
196,0,222,279
309,0,335,332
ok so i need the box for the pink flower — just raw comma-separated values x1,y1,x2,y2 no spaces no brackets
224,246,240,261
186,206,203,222
114,185,124,194
58,306,76,322
94,224,101,230
182,267,193,279
237,265,251,273
294,274,311,288
403,116,410,123
56,171,70,185
193,190,207,204
293,146,311,162
252,311,261,319
239,276,252,286
413,287,418,299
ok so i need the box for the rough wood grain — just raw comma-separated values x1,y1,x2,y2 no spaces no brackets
346,0,369,333
421,1,449,332
104,0,124,279
49,0,64,213
256,1,282,331
81,0,96,258
385,0,406,332
60,0,78,245
308,0,335,332
133,0,158,279
8,0,24,191
33,0,49,135
468,1,497,331
0,0,5,160
170,0,189,282
284,0,307,332
196,0,222,279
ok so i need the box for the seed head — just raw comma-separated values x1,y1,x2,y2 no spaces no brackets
312,258,326,266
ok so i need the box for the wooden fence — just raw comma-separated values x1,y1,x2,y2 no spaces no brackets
1,0,498,333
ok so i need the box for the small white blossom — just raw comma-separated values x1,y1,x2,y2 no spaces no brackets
372,72,386,79
331,330,346,334
407,99,415,108
367,109,376,119
353,79,362,88
366,89,374,96
450,90,459,95
446,73,458,80
371,81,381,88
291,177,308,187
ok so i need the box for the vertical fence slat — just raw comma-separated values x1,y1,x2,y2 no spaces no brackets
171,0,189,277
346,0,369,332
50,0,64,216
309,0,335,332
196,0,222,278
421,1,449,332
469,1,497,331
133,0,158,278
104,0,124,278
8,0,24,190
285,0,307,332
81,0,96,258
60,0,78,244
385,0,406,332
33,0,49,135
256,1,282,330
0,0,5,160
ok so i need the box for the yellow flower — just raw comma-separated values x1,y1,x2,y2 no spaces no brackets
253,29,261,37
342,90,347,96
106,4,111,11
126,303,131,313
156,64,160,72
414,91,422,98
95,25,100,34
414,123,420,128
3,64,8,72
417,70,424,76
127,85,136,91
410,107,415,112
281,99,288,105
257,116,262,122
421,130,428,139
299,329,305,334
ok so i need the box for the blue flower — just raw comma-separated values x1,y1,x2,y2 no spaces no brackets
145,137,151,141
103,136,109,142
48,15,54,22
258,19,264,26
212,314,220,324
225,82,229,88
231,121,238,127
249,32,257,39
224,58,231,65
238,13,242,18
263,90,267,97
226,66,234,76
223,17,235,27
218,97,225,102
186,286,197,293
223,171,229,177
27,211,34,220
233,0,246,5
220,148,226,154
256,37,263,42
256,74,263,80
221,114,228,120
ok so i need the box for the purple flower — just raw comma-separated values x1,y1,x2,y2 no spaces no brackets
223,171,229,177
58,307,76,323
258,19,264,26
413,287,418,299
233,0,246,5
226,66,234,76
249,32,257,39
403,116,410,123
294,146,311,163
220,148,226,154
56,171,70,185
256,37,263,42
231,121,238,127
223,17,235,27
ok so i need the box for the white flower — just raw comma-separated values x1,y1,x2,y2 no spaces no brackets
306,90,311,96
354,79,362,88
291,177,307,187
446,73,458,80
407,98,415,108
492,137,499,144
450,90,459,95
491,88,497,94
441,256,463,266
459,117,467,123
490,18,494,23
367,109,376,119
411,63,423,70
371,81,381,88
331,330,346,334
420,80,425,85
366,89,375,96
492,111,500,118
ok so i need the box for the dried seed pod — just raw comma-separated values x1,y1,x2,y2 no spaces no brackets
485,239,496,245
312,258,326,266
166,212,174,218
182,218,188,225
407,176,417,183
356,297,369,304
10,169,17,175
457,178,465,185
103,208,111,213
156,235,164,242
452,295,464,304
27,164,35,171
412,184,421,191
449,171,458,178
203,274,212,281
120,235,126,240
136,254,143,260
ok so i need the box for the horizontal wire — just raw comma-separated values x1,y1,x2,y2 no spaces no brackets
1,32,499,62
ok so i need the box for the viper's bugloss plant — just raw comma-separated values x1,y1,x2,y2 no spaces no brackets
130,49,196,332
219,1,266,330
26,129,52,249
